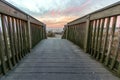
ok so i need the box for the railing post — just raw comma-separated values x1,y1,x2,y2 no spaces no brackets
84,15,90,52
27,16,32,51
0,35,7,75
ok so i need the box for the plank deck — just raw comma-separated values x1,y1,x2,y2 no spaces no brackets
1,38,119,80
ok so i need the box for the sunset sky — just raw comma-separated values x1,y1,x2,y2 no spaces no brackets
5,0,120,30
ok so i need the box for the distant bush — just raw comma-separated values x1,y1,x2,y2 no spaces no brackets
47,31,55,37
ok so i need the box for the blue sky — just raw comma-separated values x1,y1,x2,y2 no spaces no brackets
5,0,120,29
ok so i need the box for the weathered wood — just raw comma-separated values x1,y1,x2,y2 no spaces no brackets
91,20,97,56
7,16,16,65
0,0,46,77
62,1,120,77
105,16,117,66
100,18,110,63
110,35,120,69
27,16,32,50
0,1,27,20
29,16,45,26
13,18,19,62
96,18,105,60
88,21,93,53
15,19,21,60
0,14,7,74
93,19,101,58
84,16,90,52
90,4,120,20
68,16,87,26
20,20,24,57
67,1,120,25
1,15,12,69
0,39,119,80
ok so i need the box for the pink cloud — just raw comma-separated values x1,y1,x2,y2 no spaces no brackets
64,0,92,14
44,0,92,17
39,0,93,28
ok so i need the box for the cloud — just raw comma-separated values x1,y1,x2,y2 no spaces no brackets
5,0,120,29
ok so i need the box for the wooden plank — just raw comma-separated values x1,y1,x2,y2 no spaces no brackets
12,18,19,63
18,19,23,58
118,63,120,75
7,16,16,65
93,19,101,58
20,20,24,57
68,16,87,26
110,34,120,69
91,20,97,56
24,22,28,53
84,16,90,52
87,21,93,53
15,18,20,61
26,21,30,52
110,16,120,69
100,18,110,62
16,19,22,60
73,26,76,42
0,14,7,74
67,2,120,27
29,16,44,27
27,16,32,50
96,18,105,60
74,26,77,42
15,19,20,60
90,5,120,20
0,1,27,21
23,21,27,54
105,16,117,66
1,15,12,69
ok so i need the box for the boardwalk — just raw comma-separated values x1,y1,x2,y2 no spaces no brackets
1,39,119,80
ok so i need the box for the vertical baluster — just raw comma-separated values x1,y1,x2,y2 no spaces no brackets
91,20,97,56
96,18,105,60
1,15,12,70
105,16,117,66
0,14,7,74
93,20,100,58
7,16,16,66
88,21,94,53
100,18,110,63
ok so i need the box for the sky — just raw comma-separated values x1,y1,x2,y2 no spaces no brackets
5,0,120,30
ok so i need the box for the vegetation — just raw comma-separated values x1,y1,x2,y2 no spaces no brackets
47,30,55,37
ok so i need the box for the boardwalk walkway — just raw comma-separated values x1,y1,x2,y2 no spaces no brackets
1,38,119,80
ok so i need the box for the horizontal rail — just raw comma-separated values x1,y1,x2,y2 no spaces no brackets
63,1,120,77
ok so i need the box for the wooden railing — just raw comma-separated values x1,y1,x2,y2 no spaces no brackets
0,0,46,75
63,1,120,76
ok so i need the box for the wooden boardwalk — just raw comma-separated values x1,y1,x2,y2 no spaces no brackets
1,39,119,80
